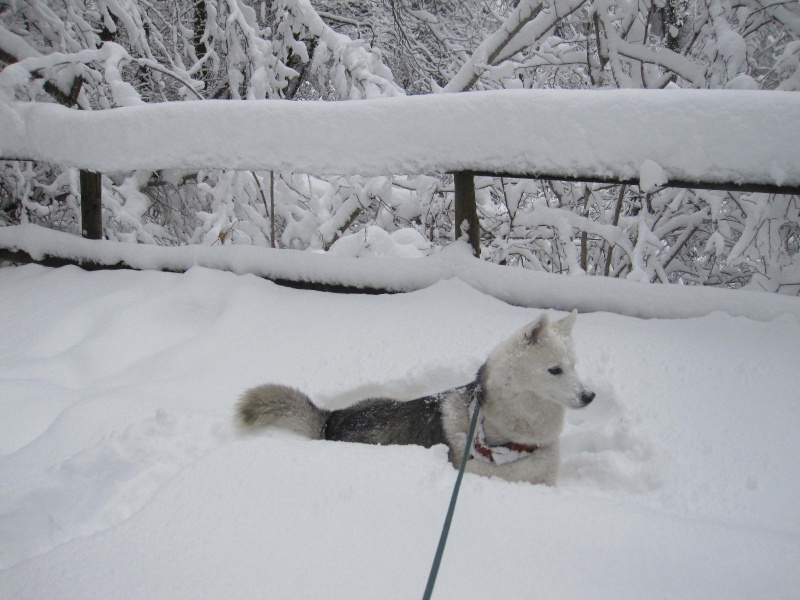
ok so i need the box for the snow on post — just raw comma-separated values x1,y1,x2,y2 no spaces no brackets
638,160,669,193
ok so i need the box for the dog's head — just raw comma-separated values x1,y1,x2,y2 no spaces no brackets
488,310,595,410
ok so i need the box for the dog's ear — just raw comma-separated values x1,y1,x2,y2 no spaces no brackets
523,313,549,344
554,309,578,334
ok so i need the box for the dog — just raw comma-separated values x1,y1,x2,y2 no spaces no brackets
236,310,594,485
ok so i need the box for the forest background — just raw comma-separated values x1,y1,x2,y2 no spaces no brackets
1,0,799,293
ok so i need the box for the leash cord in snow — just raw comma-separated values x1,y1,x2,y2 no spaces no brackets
421,398,481,600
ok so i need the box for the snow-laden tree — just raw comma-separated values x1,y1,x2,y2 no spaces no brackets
427,0,800,292
1,0,798,294
0,0,404,245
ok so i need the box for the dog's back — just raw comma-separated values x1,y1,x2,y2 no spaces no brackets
324,396,448,447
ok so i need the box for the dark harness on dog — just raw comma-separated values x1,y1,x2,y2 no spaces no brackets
466,380,538,465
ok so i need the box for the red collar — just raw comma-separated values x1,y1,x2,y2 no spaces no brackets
472,436,538,464
469,399,538,465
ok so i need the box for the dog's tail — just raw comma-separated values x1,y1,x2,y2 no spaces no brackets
236,384,330,439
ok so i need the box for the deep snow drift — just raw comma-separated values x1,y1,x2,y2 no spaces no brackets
0,264,798,599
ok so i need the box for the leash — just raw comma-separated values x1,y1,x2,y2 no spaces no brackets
421,393,482,600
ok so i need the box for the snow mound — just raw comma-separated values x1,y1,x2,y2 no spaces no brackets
639,159,668,192
3,224,800,321
327,226,432,258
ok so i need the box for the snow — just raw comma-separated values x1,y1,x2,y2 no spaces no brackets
327,225,433,258
0,263,799,599
4,224,800,321
2,89,800,189
638,158,669,192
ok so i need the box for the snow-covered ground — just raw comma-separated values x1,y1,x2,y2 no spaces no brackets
0,262,798,599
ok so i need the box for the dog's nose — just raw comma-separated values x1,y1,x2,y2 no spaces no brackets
580,390,596,406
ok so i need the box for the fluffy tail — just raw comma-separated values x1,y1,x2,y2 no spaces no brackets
236,384,329,439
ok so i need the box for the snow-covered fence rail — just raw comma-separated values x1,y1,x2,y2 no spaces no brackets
3,224,799,321
3,89,799,189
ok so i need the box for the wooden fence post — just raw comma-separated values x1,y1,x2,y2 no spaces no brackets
453,170,480,257
79,170,103,240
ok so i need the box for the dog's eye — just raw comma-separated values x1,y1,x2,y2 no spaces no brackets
548,366,563,375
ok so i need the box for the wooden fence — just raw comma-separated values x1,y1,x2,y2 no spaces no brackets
3,90,800,261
